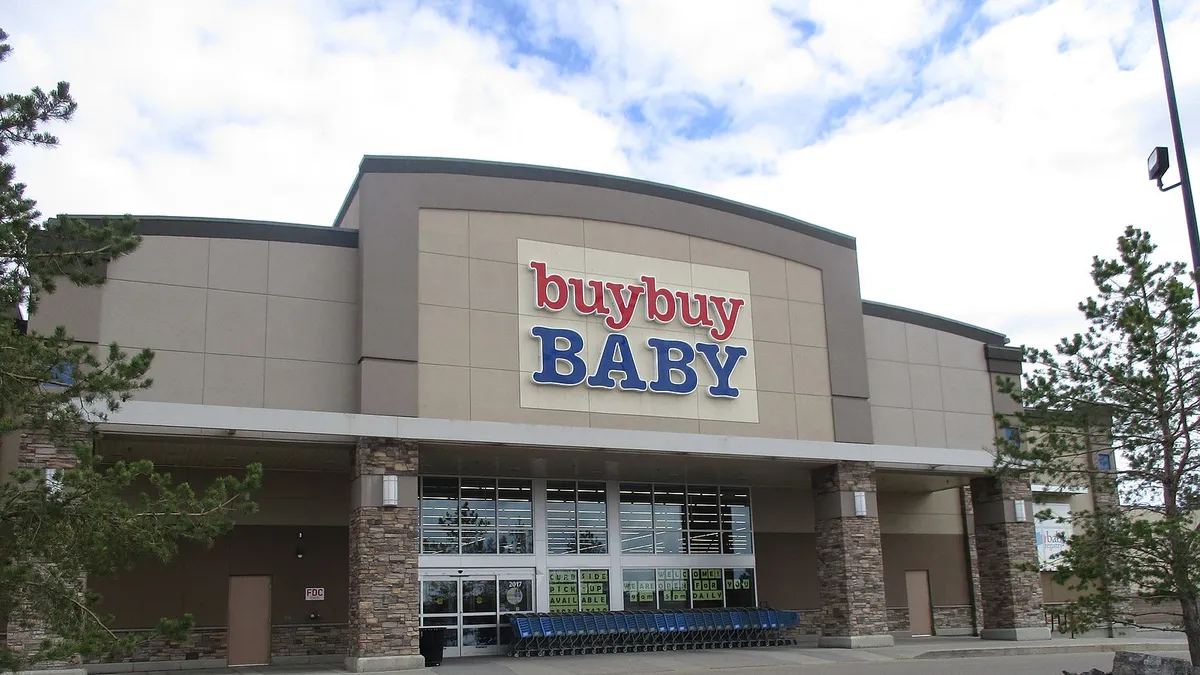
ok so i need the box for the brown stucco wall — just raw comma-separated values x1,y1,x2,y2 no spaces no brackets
90,525,348,629
880,533,971,607
753,532,819,610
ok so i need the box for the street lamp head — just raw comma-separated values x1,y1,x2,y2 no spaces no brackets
1149,146,1170,181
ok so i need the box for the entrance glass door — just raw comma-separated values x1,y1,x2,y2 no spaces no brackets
420,574,534,658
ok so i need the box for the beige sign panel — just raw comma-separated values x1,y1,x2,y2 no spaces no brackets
517,239,759,423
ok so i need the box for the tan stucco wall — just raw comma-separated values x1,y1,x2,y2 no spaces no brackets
878,488,964,535
416,209,834,439
31,235,362,413
753,484,965,536
862,315,995,451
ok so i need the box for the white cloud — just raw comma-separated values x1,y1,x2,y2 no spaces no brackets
0,0,1197,354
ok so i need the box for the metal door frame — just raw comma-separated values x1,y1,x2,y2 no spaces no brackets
419,569,535,658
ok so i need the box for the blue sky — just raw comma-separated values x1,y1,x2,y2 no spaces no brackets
0,0,1197,350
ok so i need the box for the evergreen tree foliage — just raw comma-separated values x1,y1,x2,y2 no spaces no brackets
0,29,261,671
994,226,1200,664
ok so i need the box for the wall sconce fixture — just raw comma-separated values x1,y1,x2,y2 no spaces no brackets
853,491,867,517
295,531,305,559
44,468,62,494
1014,499,1027,522
382,474,399,507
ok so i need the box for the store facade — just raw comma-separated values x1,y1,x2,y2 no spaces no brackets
3,157,1052,672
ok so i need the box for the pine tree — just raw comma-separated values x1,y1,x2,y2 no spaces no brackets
994,226,1200,664
0,29,261,671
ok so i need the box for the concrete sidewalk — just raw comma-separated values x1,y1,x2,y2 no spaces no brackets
95,633,1192,675
421,633,1190,674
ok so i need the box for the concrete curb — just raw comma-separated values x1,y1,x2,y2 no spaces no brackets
913,642,1190,659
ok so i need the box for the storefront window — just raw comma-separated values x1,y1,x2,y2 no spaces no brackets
619,484,654,554
724,568,756,607
420,478,460,554
656,568,690,609
622,568,657,610
422,580,458,615
547,481,608,554
460,479,497,554
500,579,533,613
549,569,611,612
686,486,720,554
619,484,753,554
498,480,534,554
622,568,757,609
548,569,579,612
580,570,611,611
721,488,753,554
690,568,724,608
654,487,686,554
420,477,533,554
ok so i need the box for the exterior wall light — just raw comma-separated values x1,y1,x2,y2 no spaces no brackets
853,491,867,517
382,474,399,507
44,468,62,493
1148,146,1174,189
1014,499,1027,522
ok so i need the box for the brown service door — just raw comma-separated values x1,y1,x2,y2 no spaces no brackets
905,570,933,636
227,575,271,666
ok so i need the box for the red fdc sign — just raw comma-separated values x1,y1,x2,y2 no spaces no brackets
305,587,325,601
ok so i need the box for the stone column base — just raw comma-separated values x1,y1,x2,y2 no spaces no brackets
344,655,426,672
818,635,895,648
979,627,1051,641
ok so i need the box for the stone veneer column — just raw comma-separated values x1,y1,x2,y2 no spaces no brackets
5,430,88,675
969,475,1051,641
960,485,985,635
811,461,893,648
345,438,424,672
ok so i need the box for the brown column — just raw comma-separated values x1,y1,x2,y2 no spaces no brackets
970,475,1050,641
345,438,424,672
811,461,893,648
4,431,88,675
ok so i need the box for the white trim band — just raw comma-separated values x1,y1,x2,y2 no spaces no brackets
98,400,995,472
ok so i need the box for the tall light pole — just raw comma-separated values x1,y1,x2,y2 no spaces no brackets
1149,0,1200,279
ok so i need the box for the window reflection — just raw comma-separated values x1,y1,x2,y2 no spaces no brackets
421,478,533,555
619,484,753,555
547,481,608,555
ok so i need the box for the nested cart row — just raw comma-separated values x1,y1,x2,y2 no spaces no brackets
508,608,800,657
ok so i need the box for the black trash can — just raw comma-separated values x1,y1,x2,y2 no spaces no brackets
419,627,446,667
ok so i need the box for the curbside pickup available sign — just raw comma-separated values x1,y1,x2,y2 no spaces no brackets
527,260,749,398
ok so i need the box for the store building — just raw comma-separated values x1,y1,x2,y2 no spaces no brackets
4,157,1054,672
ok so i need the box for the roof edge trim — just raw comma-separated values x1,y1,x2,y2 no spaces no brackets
332,156,857,250
862,300,1009,346
69,215,359,249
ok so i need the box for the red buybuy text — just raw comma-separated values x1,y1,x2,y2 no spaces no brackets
529,260,745,341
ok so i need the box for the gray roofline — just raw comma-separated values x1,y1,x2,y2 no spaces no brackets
331,156,857,250
861,300,1009,346
70,215,359,248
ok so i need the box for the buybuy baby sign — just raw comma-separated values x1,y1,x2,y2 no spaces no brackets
527,260,749,398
